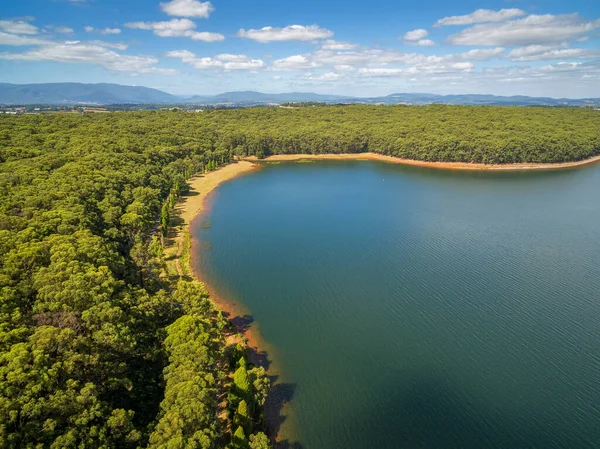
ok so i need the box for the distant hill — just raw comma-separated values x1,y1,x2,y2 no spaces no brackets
0,82,181,105
186,91,351,104
183,91,599,107
0,82,598,107
365,93,600,107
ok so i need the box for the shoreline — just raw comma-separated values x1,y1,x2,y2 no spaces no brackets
168,160,265,355
245,152,600,171
174,151,600,350
172,160,297,443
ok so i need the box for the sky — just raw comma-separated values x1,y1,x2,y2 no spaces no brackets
0,0,599,98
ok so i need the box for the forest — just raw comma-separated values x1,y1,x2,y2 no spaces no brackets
0,105,598,448
0,109,270,448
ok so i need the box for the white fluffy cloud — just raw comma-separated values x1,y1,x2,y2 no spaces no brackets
334,64,355,72
270,45,507,80
320,40,358,50
125,18,224,42
238,25,333,43
273,55,322,70
403,29,428,41
84,26,121,35
0,19,39,35
0,41,177,74
0,32,48,46
415,39,435,46
459,47,505,60
160,0,214,18
303,72,346,81
508,45,599,61
358,61,474,77
166,50,265,70
435,8,526,26
447,14,599,46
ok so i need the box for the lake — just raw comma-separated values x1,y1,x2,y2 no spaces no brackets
192,160,600,449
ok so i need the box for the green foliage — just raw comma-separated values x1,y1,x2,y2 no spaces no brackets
161,203,170,238
231,426,248,449
147,314,222,449
234,400,252,434
0,111,254,448
249,432,271,449
249,366,270,408
233,359,252,400
173,280,214,316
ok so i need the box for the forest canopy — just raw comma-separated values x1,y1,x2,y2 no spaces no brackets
0,105,599,166
0,105,598,447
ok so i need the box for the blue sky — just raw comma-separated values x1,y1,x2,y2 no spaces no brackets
1,0,599,97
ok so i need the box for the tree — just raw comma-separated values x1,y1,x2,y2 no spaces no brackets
234,400,251,434
233,358,252,400
232,426,248,449
249,366,270,408
249,432,271,449
161,203,169,238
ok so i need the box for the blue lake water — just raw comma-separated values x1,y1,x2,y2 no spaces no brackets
193,160,600,448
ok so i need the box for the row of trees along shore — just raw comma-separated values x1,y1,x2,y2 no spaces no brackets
0,105,599,447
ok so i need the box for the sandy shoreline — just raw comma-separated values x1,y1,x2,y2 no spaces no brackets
246,152,600,171
176,160,257,226
176,161,297,443
169,160,265,354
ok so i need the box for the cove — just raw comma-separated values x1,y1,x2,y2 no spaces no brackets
191,160,600,449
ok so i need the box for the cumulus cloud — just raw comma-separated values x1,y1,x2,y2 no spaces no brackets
0,32,48,46
508,45,599,61
0,41,177,74
403,29,428,41
334,64,355,72
160,0,214,18
415,39,435,46
435,8,526,26
303,72,346,81
458,47,505,60
125,18,224,42
447,14,599,46
84,26,121,35
272,54,321,70
238,25,333,43
320,39,358,50
358,61,474,77
0,19,39,35
269,44,506,79
166,50,265,70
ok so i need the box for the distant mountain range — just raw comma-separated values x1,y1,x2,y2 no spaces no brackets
1,82,599,107
0,82,179,105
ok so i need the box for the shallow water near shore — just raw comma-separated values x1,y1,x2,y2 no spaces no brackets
192,160,600,448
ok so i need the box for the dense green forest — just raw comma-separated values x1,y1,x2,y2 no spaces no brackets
0,105,598,448
0,110,270,448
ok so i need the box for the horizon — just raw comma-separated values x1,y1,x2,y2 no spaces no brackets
1,0,599,97
3,81,600,101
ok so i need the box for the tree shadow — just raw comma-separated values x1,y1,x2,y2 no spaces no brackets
222,310,302,447
264,378,302,449
230,314,254,334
